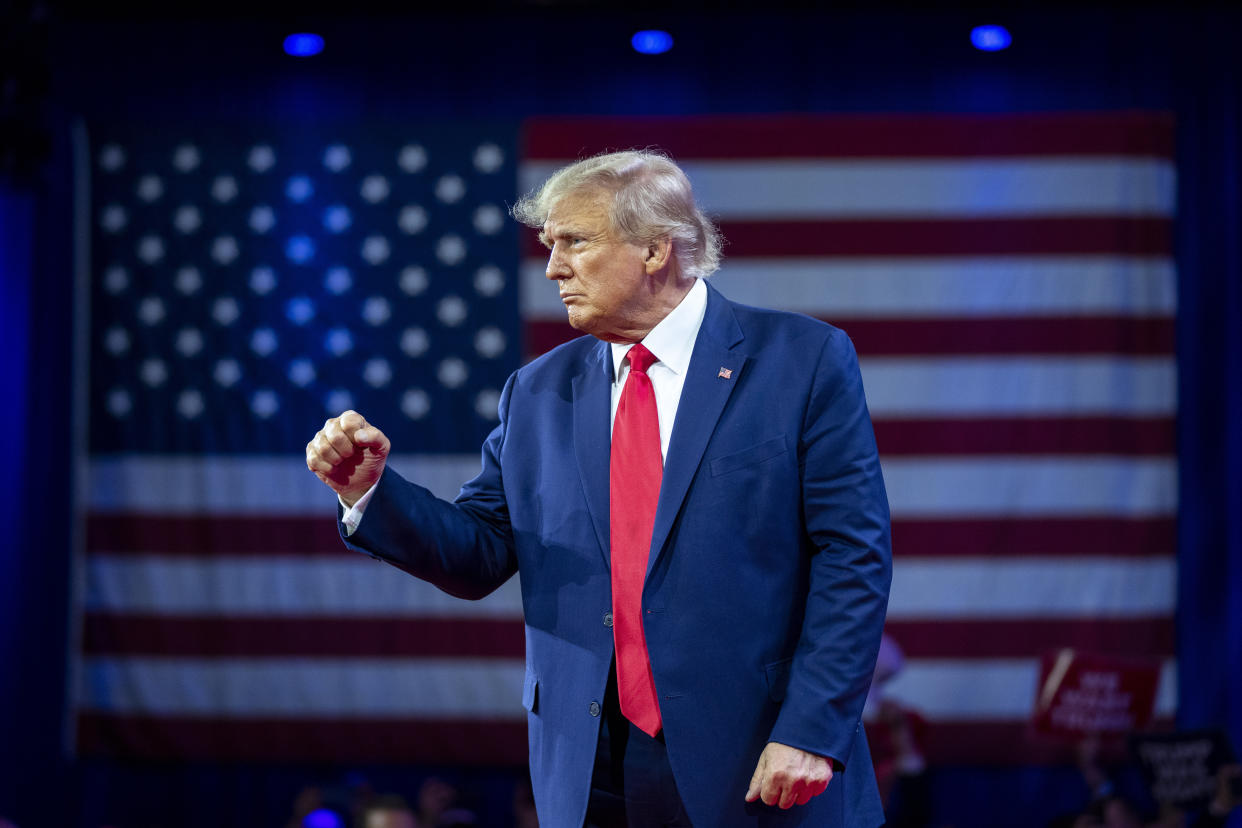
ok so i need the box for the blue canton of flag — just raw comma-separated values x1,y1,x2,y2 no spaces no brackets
89,125,521,455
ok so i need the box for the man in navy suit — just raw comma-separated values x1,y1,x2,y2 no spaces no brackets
306,151,891,827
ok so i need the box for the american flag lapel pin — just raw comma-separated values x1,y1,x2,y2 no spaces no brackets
718,367,733,379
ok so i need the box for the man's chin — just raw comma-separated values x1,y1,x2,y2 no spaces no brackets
565,310,592,333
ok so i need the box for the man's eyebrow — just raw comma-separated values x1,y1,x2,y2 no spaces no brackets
540,225,589,245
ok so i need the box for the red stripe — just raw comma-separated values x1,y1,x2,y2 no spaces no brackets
525,317,1175,358
872,417,1175,456
523,318,580,355
521,218,1172,258
87,514,352,556
74,713,1174,766
720,218,1173,257
83,614,525,658
76,714,529,764
87,515,1174,559
82,613,1170,661
841,316,1174,356
873,717,1175,766
891,517,1174,558
885,618,1174,660
523,113,1174,160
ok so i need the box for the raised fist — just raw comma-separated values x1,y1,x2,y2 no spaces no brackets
306,409,391,507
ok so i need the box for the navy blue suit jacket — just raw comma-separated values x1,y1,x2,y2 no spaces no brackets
343,282,892,827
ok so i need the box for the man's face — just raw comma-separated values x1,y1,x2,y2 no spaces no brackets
540,188,653,343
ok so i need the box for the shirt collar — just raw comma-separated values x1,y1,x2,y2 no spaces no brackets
611,278,708,383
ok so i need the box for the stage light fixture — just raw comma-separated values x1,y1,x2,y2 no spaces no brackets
632,30,674,55
284,33,325,57
302,810,343,828
971,25,1012,51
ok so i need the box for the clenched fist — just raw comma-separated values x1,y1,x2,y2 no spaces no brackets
745,741,833,809
306,410,391,507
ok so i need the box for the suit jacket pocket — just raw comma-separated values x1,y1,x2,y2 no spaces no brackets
522,668,539,713
764,657,794,703
709,434,788,477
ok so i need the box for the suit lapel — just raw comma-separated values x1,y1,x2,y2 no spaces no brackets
573,339,615,567
647,285,747,577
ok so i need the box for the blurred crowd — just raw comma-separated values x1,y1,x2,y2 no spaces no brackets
862,634,1242,828
0,742,1235,828
1049,740,1241,828
2,633,1237,828
280,774,538,828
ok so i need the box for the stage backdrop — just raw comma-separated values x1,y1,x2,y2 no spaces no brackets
74,112,1177,766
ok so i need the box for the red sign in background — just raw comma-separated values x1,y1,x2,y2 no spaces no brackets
1031,649,1163,741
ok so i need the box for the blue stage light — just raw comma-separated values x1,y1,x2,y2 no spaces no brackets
303,809,343,828
284,33,324,57
971,25,1012,51
632,30,674,55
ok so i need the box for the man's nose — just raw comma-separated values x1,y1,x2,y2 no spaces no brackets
546,247,571,281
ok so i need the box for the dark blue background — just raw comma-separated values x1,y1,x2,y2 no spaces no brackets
2,7,1239,827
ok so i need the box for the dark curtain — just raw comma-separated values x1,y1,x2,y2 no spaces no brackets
1174,25,1242,788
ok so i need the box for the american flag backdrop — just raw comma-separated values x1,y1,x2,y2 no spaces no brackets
75,113,1177,766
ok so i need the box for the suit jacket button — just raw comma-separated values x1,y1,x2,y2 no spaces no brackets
603,612,613,627
589,702,601,717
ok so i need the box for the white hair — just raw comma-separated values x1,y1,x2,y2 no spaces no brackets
512,149,723,279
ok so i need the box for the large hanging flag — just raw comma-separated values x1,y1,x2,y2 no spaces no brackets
75,112,1176,765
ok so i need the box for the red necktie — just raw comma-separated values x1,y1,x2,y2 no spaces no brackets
609,343,663,737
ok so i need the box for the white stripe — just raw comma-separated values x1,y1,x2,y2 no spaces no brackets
78,657,526,718
88,452,1175,517
887,556,1176,618
883,658,1177,720
77,655,1177,722
863,357,1175,416
88,552,1173,620
86,453,481,513
85,555,524,616
521,258,1177,319
521,158,1176,218
883,456,1176,517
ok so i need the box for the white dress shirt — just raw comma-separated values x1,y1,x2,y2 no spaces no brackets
608,276,707,462
342,278,708,535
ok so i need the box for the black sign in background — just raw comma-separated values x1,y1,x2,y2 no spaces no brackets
1129,729,1237,810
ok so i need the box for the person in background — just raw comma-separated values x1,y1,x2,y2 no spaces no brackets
862,633,931,828
1184,763,1241,828
415,777,460,828
512,777,539,828
1068,736,1241,828
286,785,328,828
360,794,420,828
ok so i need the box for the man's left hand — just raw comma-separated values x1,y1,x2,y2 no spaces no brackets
744,741,834,808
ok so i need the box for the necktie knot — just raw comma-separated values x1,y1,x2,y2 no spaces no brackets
626,343,658,376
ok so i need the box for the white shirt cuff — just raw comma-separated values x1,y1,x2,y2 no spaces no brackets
339,482,380,537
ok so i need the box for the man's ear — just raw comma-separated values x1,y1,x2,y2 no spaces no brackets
644,237,674,275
